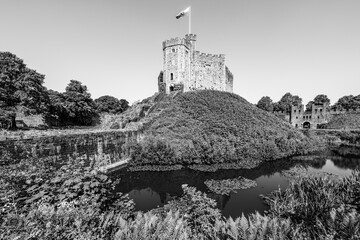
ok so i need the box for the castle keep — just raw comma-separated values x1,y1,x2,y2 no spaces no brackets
158,34,233,94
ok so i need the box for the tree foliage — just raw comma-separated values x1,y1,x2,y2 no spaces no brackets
306,94,330,111
256,93,302,113
274,92,302,113
0,52,50,128
333,95,360,110
63,80,98,125
256,96,273,112
95,95,129,114
1,52,130,128
0,52,49,114
47,80,99,126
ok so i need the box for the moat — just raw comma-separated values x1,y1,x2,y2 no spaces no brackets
111,151,360,218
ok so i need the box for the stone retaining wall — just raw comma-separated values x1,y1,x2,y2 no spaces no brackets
0,130,141,168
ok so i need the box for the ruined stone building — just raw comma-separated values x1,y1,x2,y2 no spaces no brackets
289,103,331,129
274,103,360,129
158,34,233,94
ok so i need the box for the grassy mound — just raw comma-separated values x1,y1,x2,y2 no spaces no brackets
122,90,323,168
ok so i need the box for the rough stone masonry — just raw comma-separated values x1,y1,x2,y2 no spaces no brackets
158,34,233,94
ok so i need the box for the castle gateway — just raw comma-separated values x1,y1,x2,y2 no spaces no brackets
158,34,233,94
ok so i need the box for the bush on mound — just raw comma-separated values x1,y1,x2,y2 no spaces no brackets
126,90,324,168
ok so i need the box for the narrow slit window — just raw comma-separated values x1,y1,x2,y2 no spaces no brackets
170,73,173,80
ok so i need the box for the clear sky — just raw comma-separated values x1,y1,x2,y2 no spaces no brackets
1,0,359,105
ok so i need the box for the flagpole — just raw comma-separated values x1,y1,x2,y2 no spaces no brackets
189,6,191,34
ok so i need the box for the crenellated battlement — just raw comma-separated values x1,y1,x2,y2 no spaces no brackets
185,33,197,41
195,51,226,62
162,37,191,50
330,108,360,114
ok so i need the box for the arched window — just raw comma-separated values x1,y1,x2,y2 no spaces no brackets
170,73,173,80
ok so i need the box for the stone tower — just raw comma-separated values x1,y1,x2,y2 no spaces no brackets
158,34,233,94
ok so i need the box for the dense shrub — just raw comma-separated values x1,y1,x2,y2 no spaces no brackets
0,159,135,239
94,95,129,114
127,137,177,166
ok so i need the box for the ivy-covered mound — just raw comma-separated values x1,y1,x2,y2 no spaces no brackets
126,90,324,169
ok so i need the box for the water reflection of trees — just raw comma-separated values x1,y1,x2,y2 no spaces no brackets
110,148,360,213
333,145,360,157
110,158,300,210
306,158,326,169
331,157,360,170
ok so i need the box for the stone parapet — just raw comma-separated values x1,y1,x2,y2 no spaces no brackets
162,37,191,50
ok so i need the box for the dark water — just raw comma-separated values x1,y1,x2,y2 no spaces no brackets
111,151,360,218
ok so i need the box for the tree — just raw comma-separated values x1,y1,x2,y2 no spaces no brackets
0,52,49,129
62,80,98,125
306,94,330,111
0,52,49,114
313,94,330,105
276,93,302,113
333,95,360,110
46,89,68,126
256,96,273,112
65,79,88,94
94,95,128,114
119,99,129,112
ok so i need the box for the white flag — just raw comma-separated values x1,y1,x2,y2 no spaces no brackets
176,7,191,19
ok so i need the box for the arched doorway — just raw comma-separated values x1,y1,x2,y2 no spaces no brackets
169,86,174,92
303,122,311,129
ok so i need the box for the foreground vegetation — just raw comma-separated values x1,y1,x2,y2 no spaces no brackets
124,90,325,169
1,158,359,239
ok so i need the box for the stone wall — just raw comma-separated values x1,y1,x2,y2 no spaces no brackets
160,34,233,94
15,112,45,128
192,52,226,91
162,37,190,94
0,130,141,169
225,66,234,92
